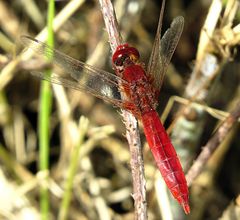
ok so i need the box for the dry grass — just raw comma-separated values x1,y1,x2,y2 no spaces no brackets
0,0,240,219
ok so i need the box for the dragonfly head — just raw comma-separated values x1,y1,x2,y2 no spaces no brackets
112,44,140,70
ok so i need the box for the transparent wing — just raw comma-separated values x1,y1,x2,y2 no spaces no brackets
147,13,184,93
21,36,130,107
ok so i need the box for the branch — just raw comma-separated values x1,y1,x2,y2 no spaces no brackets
186,101,240,186
98,0,147,219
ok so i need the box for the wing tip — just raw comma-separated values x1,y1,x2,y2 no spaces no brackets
20,35,32,44
172,16,184,27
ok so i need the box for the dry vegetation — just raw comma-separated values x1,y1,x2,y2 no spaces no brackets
0,0,240,220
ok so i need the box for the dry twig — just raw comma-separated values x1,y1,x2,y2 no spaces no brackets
186,101,240,186
98,0,147,219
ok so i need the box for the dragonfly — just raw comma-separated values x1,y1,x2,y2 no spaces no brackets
21,0,190,214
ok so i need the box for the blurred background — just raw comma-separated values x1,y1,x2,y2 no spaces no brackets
0,0,240,219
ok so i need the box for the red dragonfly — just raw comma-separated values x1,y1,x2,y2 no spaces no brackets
21,2,189,215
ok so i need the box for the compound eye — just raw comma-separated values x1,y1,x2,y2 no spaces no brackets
129,48,140,61
114,54,127,66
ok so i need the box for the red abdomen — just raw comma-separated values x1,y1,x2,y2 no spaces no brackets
141,110,190,214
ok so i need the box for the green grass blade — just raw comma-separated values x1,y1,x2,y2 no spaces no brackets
58,117,89,220
39,0,55,220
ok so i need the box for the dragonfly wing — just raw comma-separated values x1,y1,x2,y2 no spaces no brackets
146,0,165,84
21,36,129,107
30,71,124,107
147,15,184,93
160,16,184,74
